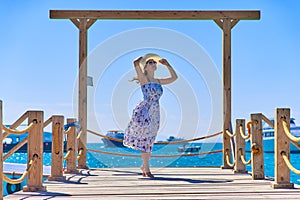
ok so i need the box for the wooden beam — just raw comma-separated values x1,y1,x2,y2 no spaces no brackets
70,18,80,29
214,19,223,29
50,10,260,20
87,19,97,29
231,19,240,29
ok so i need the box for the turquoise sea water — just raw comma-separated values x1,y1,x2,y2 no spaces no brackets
3,142,300,196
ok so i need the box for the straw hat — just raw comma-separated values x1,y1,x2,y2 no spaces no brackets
139,53,162,71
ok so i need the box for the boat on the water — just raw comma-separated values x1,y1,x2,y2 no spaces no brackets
166,136,186,142
3,124,68,153
178,144,201,153
3,131,67,153
246,118,300,153
101,130,125,147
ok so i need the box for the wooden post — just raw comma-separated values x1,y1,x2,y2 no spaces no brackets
271,108,294,189
221,18,233,169
71,18,96,169
250,113,264,180
0,100,3,199
64,118,79,173
77,18,88,169
234,119,247,173
48,116,66,181
23,111,46,192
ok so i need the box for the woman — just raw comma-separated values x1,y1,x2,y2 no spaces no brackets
124,53,178,178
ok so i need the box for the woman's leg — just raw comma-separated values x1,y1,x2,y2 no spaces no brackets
141,151,154,178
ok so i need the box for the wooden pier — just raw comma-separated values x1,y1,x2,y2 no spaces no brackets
5,167,300,199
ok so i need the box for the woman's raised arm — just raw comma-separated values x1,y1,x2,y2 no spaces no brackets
157,59,178,85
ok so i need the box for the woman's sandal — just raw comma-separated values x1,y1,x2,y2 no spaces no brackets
140,165,154,178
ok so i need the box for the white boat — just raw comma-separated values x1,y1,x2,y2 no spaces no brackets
247,118,300,153
178,144,201,153
263,118,300,153
101,130,125,147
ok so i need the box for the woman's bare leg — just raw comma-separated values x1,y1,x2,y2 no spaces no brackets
141,151,154,178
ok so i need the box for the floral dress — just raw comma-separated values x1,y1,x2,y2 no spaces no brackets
124,82,163,152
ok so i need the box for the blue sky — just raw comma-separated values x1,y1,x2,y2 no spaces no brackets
1,1,300,142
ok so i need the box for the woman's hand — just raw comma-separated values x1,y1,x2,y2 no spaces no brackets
134,56,143,67
157,58,178,85
159,58,171,66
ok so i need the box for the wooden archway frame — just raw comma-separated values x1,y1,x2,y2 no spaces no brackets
50,10,260,169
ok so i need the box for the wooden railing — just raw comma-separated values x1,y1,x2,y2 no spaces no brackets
0,100,81,198
2,97,299,199
226,108,300,189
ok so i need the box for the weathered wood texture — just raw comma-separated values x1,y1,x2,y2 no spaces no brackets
250,113,264,180
234,119,247,173
65,118,78,173
272,108,294,189
48,116,66,181
222,18,232,169
23,111,46,192
5,168,300,199
50,10,260,20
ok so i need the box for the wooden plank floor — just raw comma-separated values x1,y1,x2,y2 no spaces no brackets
5,167,300,199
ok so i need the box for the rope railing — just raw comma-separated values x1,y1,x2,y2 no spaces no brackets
3,154,38,185
64,126,73,135
2,121,36,139
84,129,223,161
62,125,73,161
76,148,83,160
76,130,82,140
240,124,250,140
282,119,300,143
87,129,123,143
281,151,300,175
239,149,251,165
87,148,222,158
225,129,236,138
63,150,72,160
2,111,28,138
87,129,223,144
225,149,235,168
241,121,256,140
